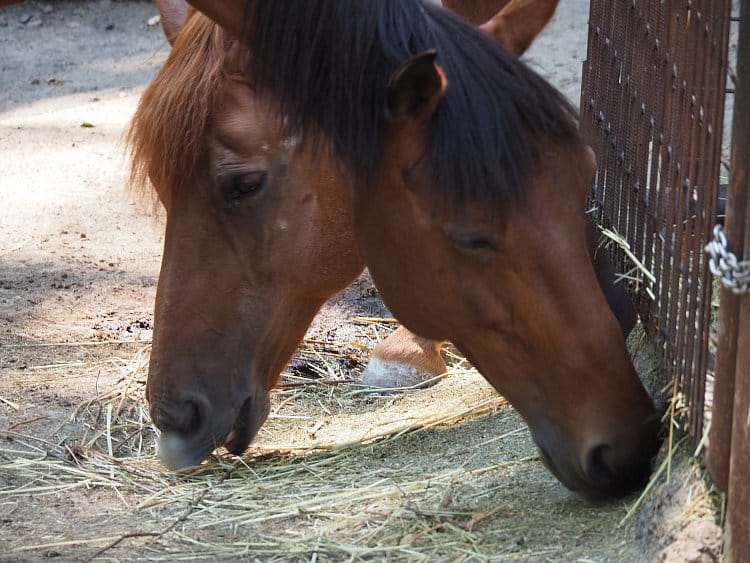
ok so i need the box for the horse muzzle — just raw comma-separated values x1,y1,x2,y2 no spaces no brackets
533,413,662,500
152,390,270,470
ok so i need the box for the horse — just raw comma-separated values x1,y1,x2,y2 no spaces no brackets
176,0,661,500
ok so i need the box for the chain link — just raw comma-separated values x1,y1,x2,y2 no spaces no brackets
705,224,750,295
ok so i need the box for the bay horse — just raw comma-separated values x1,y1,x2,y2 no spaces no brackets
130,3,462,471
181,0,661,500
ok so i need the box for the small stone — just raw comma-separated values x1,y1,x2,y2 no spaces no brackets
66,21,80,29
147,14,161,27
42,4,53,14
26,18,43,28
18,13,32,24
105,23,114,31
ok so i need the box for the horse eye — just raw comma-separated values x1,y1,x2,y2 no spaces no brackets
442,225,498,253
227,172,267,206
451,236,496,252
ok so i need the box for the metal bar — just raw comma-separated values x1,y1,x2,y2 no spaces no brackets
684,0,710,438
673,0,701,433
665,1,690,398
709,0,750,493
641,3,668,334
695,0,731,439
684,0,731,440
630,3,650,276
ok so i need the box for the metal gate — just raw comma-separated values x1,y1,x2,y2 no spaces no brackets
579,0,749,558
707,1,750,558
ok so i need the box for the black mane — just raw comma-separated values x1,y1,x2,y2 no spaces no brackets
242,0,581,208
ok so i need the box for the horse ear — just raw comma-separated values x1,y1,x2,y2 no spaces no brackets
386,50,447,123
480,0,559,55
154,0,190,45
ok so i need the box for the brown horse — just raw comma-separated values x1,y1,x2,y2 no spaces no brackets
130,3,465,470
180,0,660,500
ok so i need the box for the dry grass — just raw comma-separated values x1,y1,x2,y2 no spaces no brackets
0,320,717,561
598,226,657,301
2,332,564,561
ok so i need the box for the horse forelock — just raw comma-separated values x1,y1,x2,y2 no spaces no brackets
127,13,236,205
242,0,583,213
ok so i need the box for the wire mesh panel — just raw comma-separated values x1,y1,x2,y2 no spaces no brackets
580,0,731,439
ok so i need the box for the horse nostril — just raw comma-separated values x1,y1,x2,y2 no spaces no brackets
184,401,202,433
581,429,660,498
152,395,215,471
584,444,615,486
153,399,203,435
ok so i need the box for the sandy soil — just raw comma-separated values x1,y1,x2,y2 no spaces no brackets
0,1,723,560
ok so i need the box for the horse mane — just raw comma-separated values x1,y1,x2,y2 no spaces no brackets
127,12,235,200
242,0,582,208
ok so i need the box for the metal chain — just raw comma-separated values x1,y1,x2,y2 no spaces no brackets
706,224,750,295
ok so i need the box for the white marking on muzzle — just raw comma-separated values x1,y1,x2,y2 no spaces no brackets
157,432,194,471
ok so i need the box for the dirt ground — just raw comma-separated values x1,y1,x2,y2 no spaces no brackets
0,1,723,561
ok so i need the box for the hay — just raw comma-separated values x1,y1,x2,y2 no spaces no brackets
0,395,20,410
599,226,657,301
3,333,555,560
1,324,679,561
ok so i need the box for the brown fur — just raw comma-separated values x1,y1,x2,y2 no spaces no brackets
480,0,559,55
371,327,446,377
129,11,363,469
443,0,511,25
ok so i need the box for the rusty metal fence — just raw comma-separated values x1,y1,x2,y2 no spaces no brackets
580,0,750,557
581,0,730,439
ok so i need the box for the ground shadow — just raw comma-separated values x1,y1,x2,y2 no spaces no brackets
0,0,167,113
